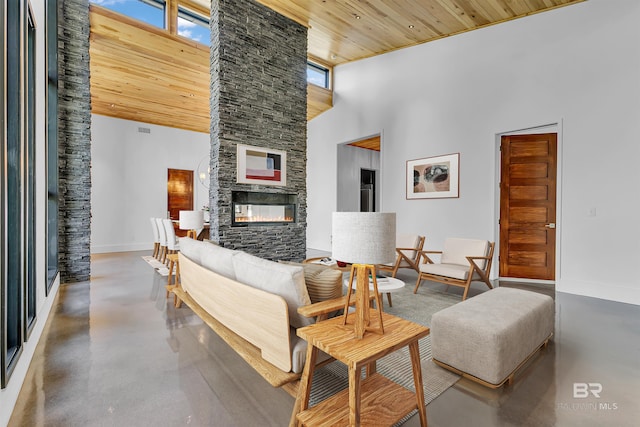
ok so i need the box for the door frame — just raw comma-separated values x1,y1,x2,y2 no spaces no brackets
336,132,384,213
494,121,563,283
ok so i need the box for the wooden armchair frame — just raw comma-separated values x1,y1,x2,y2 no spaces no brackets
414,242,495,300
378,235,426,277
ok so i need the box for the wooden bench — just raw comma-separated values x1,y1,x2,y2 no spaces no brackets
171,286,365,396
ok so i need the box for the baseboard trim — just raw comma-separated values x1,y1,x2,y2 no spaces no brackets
91,243,152,254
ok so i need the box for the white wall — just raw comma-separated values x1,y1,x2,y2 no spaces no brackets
91,115,210,253
0,0,62,424
307,0,640,305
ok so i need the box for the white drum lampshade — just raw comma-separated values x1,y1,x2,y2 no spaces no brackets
332,212,396,265
332,212,397,339
179,210,204,238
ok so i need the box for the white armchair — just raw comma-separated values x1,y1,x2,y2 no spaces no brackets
414,238,495,300
378,234,425,278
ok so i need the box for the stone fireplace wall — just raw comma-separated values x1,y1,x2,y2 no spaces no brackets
209,0,307,261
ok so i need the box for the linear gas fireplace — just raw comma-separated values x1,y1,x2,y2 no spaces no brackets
231,191,297,226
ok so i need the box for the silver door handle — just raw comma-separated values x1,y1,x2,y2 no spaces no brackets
545,223,556,229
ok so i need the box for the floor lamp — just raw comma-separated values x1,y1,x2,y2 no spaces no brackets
179,210,204,239
332,212,396,339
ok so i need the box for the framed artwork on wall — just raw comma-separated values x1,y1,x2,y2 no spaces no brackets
237,144,287,186
406,153,459,199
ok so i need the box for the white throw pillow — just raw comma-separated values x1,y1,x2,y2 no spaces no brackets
233,252,313,329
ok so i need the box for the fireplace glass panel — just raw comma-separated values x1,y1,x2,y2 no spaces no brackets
231,191,297,226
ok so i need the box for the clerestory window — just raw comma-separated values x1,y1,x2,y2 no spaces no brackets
307,61,330,88
91,0,210,46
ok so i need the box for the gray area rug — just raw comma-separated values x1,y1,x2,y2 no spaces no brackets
309,280,462,424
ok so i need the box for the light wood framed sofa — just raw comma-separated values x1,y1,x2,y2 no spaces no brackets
414,238,495,300
170,238,352,396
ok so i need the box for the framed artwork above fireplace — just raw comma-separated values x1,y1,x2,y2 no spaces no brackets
237,144,287,186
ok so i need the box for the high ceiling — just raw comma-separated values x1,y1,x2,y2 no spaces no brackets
249,0,585,67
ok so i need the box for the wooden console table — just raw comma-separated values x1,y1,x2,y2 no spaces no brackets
291,310,430,426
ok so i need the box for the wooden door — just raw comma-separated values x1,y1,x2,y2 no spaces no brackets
167,169,194,220
499,134,557,280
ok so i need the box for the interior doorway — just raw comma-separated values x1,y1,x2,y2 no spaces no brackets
499,133,557,281
167,168,194,220
336,135,381,212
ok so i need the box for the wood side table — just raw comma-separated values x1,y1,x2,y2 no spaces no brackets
291,310,429,426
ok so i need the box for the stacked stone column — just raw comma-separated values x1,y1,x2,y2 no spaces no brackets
210,0,308,261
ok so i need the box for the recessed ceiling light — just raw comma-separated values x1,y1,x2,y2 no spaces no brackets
331,54,337,60
408,25,415,29
353,14,361,19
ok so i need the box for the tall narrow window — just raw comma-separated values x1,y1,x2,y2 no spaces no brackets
25,3,37,337
0,0,6,388
46,0,59,292
3,0,26,387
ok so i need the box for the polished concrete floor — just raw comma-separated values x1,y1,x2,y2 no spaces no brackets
8,251,640,426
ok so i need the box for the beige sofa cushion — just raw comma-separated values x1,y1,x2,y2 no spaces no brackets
200,243,238,280
290,328,332,374
178,237,207,265
233,252,313,329
440,238,489,268
419,263,470,280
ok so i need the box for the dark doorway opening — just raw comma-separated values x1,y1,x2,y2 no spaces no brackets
360,169,376,212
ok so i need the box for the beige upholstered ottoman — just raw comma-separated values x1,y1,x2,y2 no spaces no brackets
431,287,554,388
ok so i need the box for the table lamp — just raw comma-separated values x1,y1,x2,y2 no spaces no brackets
179,210,204,239
332,212,396,339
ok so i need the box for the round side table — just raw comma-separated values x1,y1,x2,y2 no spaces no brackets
303,257,351,272
343,276,405,307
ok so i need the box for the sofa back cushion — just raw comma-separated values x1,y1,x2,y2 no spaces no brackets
441,238,489,268
178,237,208,265
233,252,313,329
200,243,238,280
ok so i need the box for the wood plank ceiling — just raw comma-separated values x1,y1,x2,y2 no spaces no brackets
255,0,585,67
90,6,210,133
348,135,381,152
90,0,585,132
